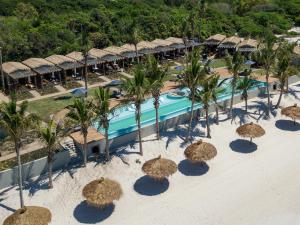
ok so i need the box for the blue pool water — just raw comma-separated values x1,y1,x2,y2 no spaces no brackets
94,79,266,139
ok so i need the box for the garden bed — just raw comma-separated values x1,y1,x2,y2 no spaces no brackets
87,73,106,85
63,81,82,90
37,83,59,96
13,87,34,101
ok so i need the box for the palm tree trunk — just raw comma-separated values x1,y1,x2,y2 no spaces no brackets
229,77,236,118
275,84,284,109
136,104,143,155
134,44,139,64
186,95,195,142
104,127,110,160
84,53,88,97
205,106,211,138
15,140,24,208
214,99,219,125
245,95,248,113
154,98,160,140
83,132,88,167
48,150,53,189
266,72,271,116
286,78,289,93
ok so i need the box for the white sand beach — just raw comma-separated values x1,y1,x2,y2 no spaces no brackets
1,83,300,225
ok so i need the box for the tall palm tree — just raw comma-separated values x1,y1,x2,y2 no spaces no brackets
225,51,244,118
236,76,255,113
38,119,63,189
209,74,225,125
93,87,113,160
129,27,141,63
195,77,214,138
0,96,37,208
183,50,208,141
67,98,94,166
255,34,276,116
81,24,91,97
122,65,149,155
146,55,168,140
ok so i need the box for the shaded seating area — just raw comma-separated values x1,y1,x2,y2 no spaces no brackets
218,36,242,55
238,39,259,54
137,41,161,55
103,46,132,68
165,37,186,56
203,34,226,54
22,58,62,89
2,62,37,93
120,44,144,64
66,51,98,72
151,39,177,59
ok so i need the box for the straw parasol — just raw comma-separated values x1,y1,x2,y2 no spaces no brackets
82,177,123,208
281,104,300,124
236,122,265,143
184,140,217,163
3,206,51,225
142,155,177,180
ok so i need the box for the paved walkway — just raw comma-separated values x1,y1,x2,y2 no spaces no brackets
55,85,66,92
120,72,133,79
29,90,41,98
0,92,9,103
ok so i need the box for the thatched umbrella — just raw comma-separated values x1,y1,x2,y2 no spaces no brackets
236,122,265,143
281,104,300,124
142,155,177,180
82,177,123,208
184,140,217,163
3,206,51,225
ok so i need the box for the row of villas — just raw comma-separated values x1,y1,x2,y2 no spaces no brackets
1,37,199,92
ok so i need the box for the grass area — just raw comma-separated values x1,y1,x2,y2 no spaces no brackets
37,84,59,96
210,58,227,68
63,81,82,90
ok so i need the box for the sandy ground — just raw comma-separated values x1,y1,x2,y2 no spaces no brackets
1,83,300,225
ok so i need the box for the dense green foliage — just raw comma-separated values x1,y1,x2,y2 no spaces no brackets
0,0,298,61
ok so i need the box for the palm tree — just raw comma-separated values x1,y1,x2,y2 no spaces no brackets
145,55,168,140
236,76,255,113
0,96,37,208
195,77,214,138
122,65,149,155
128,27,141,63
209,74,225,125
93,87,113,160
81,24,91,97
67,98,94,166
225,51,244,118
182,50,208,141
255,34,276,116
38,119,63,189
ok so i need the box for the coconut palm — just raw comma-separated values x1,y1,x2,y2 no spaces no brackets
67,98,94,166
81,24,91,97
182,50,208,141
122,65,149,155
195,77,214,138
93,87,113,160
209,74,225,125
128,27,142,63
236,76,255,113
255,34,276,116
225,51,244,118
38,119,64,189
0,96,37,208
146,55,169,139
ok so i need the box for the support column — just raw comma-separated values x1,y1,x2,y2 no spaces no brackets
0,47,5,91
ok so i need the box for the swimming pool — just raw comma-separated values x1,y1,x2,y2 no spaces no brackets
94,79,266,139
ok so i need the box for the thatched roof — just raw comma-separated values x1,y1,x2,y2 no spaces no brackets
151,39,174,52
204,34,226,45
121,44,144,58
102,46,125,61
236,122,265,139
82,178,123,208
69,127,104,145
136,41,159,54
45,55,82,70
105,46,141,59
164,37,186,49
142,155,177,180
219,36,242,49
22,58,61,75
281,104,300,121
184,140,217,163
66,51,97,66
2,62,36,79
238,39,258,52
89,48,122,63
3,206,51,225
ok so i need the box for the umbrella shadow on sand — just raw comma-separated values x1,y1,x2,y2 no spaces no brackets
73,201,115,224
230,139,257,154
178,160,209,176
275,119,300,131
134,176,169,196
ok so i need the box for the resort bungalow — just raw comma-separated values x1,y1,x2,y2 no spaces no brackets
151,39,176,59
136,41,160,55
237,39,258,54
22,58,62,88
66,51,98,72
2,62,36,92
120,44,144,63
203,34,226,53
45,55,83,81
218,36,242,55
164,37,186,55
103,46,133,68
89,48,122,73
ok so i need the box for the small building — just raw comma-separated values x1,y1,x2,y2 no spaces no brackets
238,39,258,53
69,127,105,157
151,39,176,59
218,36,242,55
204,34,226,46
2,62,36,92
137,41,160,55
22,58,62,88
120,44,144,62
164,37,186,52
66,51,98,70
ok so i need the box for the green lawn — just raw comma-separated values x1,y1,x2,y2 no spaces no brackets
210,59,227,68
